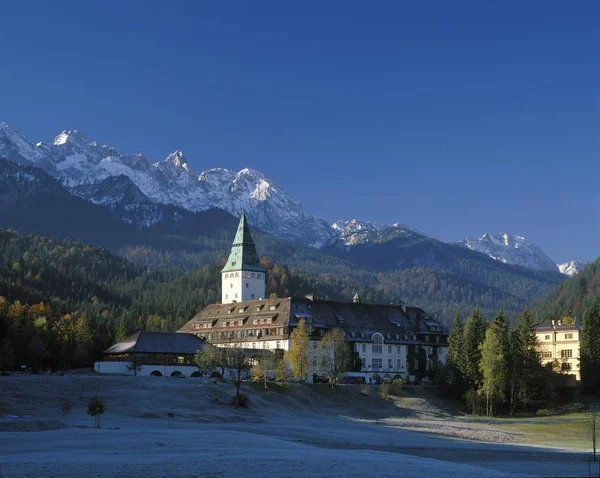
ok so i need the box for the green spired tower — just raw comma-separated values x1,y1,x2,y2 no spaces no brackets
221,212,266,304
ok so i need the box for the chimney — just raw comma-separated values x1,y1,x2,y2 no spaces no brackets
551,319,555,326
353,293,361,304
557,319,562,326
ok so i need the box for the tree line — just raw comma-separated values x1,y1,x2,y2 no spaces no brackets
438,308,568,416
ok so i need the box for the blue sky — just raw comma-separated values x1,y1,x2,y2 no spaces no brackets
1,1,598,262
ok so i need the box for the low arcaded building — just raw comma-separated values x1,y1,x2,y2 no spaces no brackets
94,331,205,377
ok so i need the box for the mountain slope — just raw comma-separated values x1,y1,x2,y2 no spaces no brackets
533,258,600,321
0,123,334,246
457,232,558,271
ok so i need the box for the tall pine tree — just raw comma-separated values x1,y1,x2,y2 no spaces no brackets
514,308,541,411
581,304,600,392
447,313,463,366
460,309,488,388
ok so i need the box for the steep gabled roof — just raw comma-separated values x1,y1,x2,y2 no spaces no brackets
103,331,205,355
221,212,265,273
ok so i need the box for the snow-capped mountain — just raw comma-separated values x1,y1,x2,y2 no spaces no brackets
331,219,379,246
458,232,558,271
330,219,422,248
557,260,585,277
0,123,334,246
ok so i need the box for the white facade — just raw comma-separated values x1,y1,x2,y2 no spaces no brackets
535,324,581,381
222,270,265,304
94,362,201,377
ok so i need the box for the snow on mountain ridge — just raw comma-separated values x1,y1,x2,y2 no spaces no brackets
458,232,558,271
557,260,586,276
0,122,334,245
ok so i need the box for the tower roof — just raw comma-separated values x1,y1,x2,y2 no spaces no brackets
222,212,266,273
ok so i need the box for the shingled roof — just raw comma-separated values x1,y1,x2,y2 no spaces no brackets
534,322,581,333
179,296,446,345
103,331,205,355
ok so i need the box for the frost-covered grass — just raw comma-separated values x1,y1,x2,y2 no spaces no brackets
0,375,592,477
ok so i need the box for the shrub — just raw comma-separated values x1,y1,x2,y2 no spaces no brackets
535,408,552,417
231,393,250,407
360,384,369,396
87,396,105,428
389,378,404,397
378,382,389,399
372,373,382,384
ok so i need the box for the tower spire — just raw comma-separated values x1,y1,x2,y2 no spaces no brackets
221,212,265,303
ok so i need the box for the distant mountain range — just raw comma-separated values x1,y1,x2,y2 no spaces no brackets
0,122,580,322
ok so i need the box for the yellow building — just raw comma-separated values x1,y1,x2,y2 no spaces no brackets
534,320,581,381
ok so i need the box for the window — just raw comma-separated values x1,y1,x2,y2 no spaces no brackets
246,283,249,288
543,351,553,358
230,283,233,289
251,294,255,299
372,333,383,354
312,357,317,367
425,335,430,342
545,335,550,340
361,358,366,369
224,273,229,278
561,349,573,358
361,344,366,353
565,333,573,340
319,329,325,336
235,273,239,277
225,294,228,300
257,273,262,279
388,345,392,354
235,293,238,299
262,342,267,349
276,341,281,349
388,358,392,369
396,346,401,354
396,358,402,370
372,358,382,370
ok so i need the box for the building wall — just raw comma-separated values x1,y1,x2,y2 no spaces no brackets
536,330,580,381
222,271,265,304
212,337,447,379
94,362,200,377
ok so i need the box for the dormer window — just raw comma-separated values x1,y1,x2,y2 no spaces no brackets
228,307,235,314
269,303,279,311
238,307,246,313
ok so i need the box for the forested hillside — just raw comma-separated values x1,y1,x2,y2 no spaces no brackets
0,229,325,370
532,258,600,322
0,158,565,325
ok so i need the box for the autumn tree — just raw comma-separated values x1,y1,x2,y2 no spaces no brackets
479,326,505,416
316,328,351,388
285,319,314,381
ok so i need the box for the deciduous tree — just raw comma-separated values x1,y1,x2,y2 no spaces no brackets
285,319,313,381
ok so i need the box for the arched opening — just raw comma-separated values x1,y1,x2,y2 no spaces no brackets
372,333,383,354
170,371,183,378
150,370,163,377
190,371,201,378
